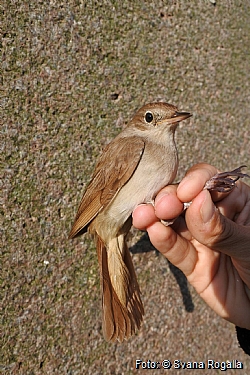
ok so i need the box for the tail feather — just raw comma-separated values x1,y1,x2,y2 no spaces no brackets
96,235,144,342
123,246,145,327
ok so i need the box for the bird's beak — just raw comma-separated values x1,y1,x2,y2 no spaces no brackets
171,111,192,124
159,111,192,125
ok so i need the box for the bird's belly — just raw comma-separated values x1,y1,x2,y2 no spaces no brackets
98,150,178,238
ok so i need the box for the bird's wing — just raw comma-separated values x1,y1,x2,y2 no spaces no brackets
69,136,145,238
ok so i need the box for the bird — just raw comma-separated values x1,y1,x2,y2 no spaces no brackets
69,102,191,342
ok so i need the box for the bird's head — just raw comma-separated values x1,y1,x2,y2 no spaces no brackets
131,102,191,134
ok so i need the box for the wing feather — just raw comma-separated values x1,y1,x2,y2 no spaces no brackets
69,136,145,238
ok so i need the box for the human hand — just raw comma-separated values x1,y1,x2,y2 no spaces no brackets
132,163,250,328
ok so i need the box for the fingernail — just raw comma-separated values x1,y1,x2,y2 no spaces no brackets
178,173,192,188
200,190,215,223
155,191,169,205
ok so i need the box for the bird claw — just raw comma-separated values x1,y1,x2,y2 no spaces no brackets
160,202,192,226
160,218,175,226
204,165,250,193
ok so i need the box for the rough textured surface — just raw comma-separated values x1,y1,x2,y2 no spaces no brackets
1,0,250,374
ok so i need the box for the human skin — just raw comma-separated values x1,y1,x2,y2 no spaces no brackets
132,163,250,329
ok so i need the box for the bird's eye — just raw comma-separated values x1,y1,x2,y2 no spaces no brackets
145,112,154,123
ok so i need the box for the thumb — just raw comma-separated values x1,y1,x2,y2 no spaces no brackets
186,190,250,263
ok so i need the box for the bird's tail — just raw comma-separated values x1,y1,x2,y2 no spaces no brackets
95,234,144,342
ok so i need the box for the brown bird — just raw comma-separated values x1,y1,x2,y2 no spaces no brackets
69,102,191,342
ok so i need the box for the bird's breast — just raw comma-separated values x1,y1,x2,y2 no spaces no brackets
96,140,178,239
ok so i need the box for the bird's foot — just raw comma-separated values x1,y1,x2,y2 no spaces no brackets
204,165,250,193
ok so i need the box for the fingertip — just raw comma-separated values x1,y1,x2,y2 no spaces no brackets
199,190,216,224
177,163,218,202
186,189,212,224
185,189,221,244
132,204,157,230
154,185,183,220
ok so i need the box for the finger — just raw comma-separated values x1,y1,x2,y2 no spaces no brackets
154,185,184,220
216,181,250,224
132,204,157,230
171,215,192,241
133,185,184,230
147,221,198,277
177,163,218,203
186,189,250,265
